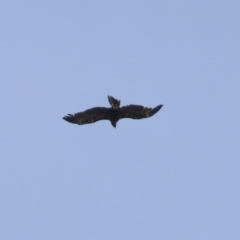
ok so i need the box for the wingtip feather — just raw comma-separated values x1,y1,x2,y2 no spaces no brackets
63,114,76,124
149,104,163,117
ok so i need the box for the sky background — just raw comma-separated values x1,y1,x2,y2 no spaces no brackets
1,1,240,239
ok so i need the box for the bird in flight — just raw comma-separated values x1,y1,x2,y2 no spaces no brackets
63,96,163,128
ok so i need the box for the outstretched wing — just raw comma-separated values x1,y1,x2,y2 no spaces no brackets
63,107,110,125
119,105,163,120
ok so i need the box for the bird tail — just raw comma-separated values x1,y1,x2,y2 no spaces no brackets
108,95,120,109
149,105,163,117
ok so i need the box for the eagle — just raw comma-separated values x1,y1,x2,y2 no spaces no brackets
63,96,163,128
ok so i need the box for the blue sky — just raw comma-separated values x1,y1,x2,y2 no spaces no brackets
1,1,240,239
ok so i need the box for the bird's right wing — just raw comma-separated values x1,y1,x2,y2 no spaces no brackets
63,107,110,125
119,105,163,120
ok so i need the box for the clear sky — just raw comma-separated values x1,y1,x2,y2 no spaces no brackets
1,1,240,239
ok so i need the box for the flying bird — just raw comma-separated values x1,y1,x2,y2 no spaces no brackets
63,96,163,128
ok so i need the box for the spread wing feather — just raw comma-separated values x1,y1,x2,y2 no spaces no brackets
119,105,163,119
63,107,110,125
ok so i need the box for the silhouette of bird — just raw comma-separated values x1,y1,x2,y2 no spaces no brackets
63,96,163,128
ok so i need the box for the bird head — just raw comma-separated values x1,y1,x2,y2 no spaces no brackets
111,121,117,128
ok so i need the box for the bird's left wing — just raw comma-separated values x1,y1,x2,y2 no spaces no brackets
63,107,110,125
119,105,163,119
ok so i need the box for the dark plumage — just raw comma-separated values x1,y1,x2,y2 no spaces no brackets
63,96,163,128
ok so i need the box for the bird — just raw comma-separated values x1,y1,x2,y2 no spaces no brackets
63,95,163,128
